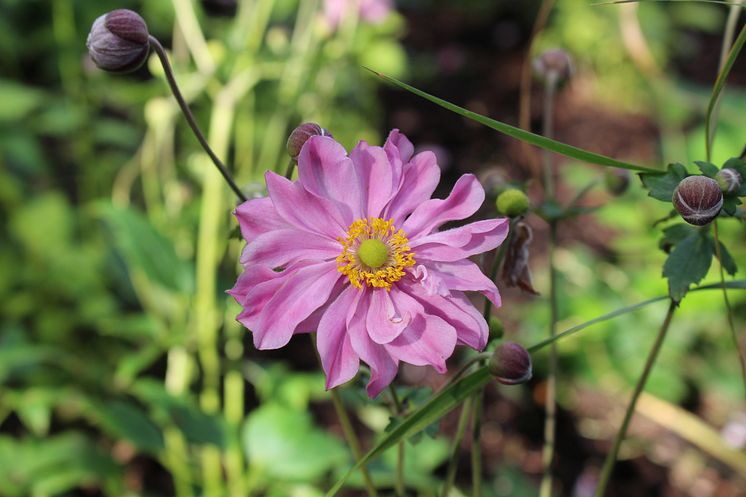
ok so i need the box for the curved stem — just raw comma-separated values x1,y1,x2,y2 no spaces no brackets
148,36,247,202
329,388,379,497
441,396,474,497
388,386,406,497
712,221,746,395
594,300,677,497
284,158,296,180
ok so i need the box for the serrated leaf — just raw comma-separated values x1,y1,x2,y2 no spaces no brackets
368,69,660,173
713,239,738,276
721,195,740,216
695,160,719,177
662,232,713,302
640,163,688,202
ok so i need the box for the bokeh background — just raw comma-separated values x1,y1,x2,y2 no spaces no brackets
1,0,745,496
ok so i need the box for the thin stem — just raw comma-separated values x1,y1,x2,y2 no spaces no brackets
539,223,559,497
471,390,484,497
542,72,558,199
329,388,379,497
594,300,677,497
388,385,406,497
148,36,247,202
713,221,746,394
284,158,297,180
441,396,474,497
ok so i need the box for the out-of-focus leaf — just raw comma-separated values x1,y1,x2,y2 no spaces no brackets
244,403,348,482
133,380,228,448
662,232,713,302
0,79,46,122
98,203,194,293
86,399,164,454
640,163,688,201
712,239,738,276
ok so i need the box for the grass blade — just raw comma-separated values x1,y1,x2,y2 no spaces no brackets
367,69,661,174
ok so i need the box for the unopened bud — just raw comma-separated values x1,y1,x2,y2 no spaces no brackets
286,122,333,161
672,176,723,226
496,188,529,217
533,49,573,84
488,342,533,385
605,169,630,196
715,168,742,194
488,316,504,342
87,9,150,73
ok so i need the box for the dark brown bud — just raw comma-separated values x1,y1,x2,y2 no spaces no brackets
488,342,533,385
715,168,742,194
533,49,573,84
501,221,539,295
286,122,333,161
87,10,150,73
605,169,630,196
672,176,723,226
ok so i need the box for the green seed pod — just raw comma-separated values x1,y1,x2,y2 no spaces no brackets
496,189,529,217
488,316,504,342
715,168,742,194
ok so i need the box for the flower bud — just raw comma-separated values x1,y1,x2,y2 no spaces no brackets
488,316,504,342
286,122,333,161
715,168,742,194
533,49,573,84
488,342,532,385
496,189,529,217
672,176,723,226
87,9,150,73
604,169,630,196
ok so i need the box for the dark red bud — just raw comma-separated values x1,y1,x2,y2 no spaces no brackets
87,10,150,73
605,169,630,196
672,176,723,226
488,342,533,385
286,122,333,160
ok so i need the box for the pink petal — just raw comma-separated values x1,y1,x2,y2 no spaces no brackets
383,150,440,226
239,261,341,349
240,228,339,268
384,312,456,374
383,129,414,165
265,171,347,240
349,141,401,219
402,174,485,238
297,136,363,223
235,197,290,241
366,287,412,344
317,287,361,390
401,280,488,350
422,260,501,307
410,218,509,262
348,291,399,398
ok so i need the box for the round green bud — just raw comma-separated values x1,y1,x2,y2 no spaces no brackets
715,168,741,194
496,189,529,217
357,239,388,268
488,316,504,342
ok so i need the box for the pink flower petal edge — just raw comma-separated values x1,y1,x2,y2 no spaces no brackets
229,129,509,397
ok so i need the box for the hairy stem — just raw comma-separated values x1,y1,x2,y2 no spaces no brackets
148,37,247,202
594,300,677,497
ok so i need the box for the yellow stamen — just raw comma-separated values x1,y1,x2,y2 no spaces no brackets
336,217,416,290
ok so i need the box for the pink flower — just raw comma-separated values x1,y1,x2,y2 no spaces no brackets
229,130,509,397
324,0,393,30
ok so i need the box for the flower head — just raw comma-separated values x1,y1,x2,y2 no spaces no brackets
229,130,509,397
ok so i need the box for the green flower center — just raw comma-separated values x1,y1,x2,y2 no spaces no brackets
356,239,388,269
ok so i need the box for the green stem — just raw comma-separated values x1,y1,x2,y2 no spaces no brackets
441,396,474,497
594,300,677,497
388,385,406,497
471,390,484,497
284,158,297,180
712,221,746,395
329,388,379,497
149,37,247,202
542,72,558,198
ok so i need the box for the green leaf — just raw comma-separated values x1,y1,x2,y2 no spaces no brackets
86,399,164,454
712,239,738,276
325,368,490,496
695,160,719,177
367,69,660,174
721,195,740,216
0,79,46,122
98,203,194,293
662,232,714,302
244,403,347,482
640,163,688,201
705,23,746,161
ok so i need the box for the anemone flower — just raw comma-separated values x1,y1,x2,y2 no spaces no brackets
229,130,509,397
